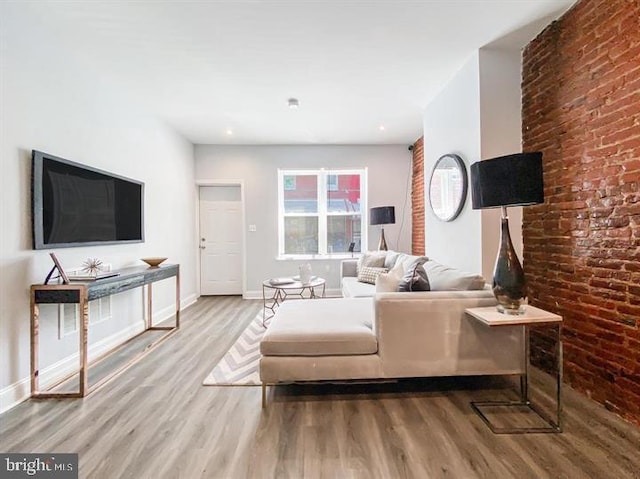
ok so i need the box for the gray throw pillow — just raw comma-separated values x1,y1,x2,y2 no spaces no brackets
397,258,431,292
357,252,386,274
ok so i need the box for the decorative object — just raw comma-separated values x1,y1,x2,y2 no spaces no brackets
44,252,69,285
356,251,386,274
141,257,168,268
202,313,265,386
81,258,104,276
397,257,430,292
375,262,405,293
357,266,388,285
369,206,395,250
429,153,468,222
269,277,295,286
298,263,313,284
470,152,544,314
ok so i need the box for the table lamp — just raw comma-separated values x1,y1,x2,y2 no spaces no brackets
370,206,395,251
470,152,544,314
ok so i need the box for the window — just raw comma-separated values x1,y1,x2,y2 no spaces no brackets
278,169,367,257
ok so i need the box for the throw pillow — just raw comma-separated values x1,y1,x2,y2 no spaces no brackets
357,266,389,285
375,262,405,292
423,260,485,291
383,251,401,270
395,254,429,274
397,258,431,292
357,251,386,274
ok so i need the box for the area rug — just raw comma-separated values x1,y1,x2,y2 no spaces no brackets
202,313,265,386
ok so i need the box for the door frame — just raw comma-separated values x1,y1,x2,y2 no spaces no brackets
195,180,247,297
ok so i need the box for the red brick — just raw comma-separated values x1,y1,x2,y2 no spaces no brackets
522,0,640,427
411,137,425,256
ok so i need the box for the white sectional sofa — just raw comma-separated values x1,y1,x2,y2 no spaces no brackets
259,252,525,405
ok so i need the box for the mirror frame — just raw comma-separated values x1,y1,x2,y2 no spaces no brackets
428,153,468,222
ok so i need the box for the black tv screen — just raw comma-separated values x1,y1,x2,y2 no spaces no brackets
32,150,144,249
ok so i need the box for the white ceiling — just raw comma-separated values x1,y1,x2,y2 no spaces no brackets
18,1,575,145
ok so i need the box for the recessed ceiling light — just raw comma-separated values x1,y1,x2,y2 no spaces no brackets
288,98,299,109
379,125,385,131
226,129,233,135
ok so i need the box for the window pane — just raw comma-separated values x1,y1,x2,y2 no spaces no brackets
284,217,319,254
284,175,317,213
326,174,360,213
327,215,361,253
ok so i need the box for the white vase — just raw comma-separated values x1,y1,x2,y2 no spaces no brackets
299,263,312,284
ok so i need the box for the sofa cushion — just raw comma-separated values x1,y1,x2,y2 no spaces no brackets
397,258,431,292
423,260,486,291
357,266,388,285
342,277,375,298
261,298,377,356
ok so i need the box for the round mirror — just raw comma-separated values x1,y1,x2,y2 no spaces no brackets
429,154,468,222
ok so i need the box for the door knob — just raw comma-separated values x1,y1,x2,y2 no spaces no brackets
199,245,206,249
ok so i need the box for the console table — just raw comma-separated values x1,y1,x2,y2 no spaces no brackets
465,305,563,434
30,264,180,398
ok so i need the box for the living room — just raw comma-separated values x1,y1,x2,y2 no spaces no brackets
1,0,639,478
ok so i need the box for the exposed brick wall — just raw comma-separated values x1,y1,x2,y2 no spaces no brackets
522,0,640,426
411,137,425,255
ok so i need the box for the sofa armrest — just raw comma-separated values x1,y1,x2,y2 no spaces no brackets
341,259,358,278
373,290,523,376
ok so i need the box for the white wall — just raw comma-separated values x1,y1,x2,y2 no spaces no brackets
423,48,524,281
423,53,483,273
195,145,412,294
478,47,524,281
0,5,197,411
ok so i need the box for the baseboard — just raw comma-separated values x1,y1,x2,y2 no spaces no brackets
0,293,198,415
243,289,342,300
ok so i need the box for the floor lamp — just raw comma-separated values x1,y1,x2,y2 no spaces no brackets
470,152,544,314
370,206,395,251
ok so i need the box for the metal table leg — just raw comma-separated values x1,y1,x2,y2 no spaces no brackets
471,323,563,434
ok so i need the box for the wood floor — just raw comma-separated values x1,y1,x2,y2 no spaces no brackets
1,296,639,478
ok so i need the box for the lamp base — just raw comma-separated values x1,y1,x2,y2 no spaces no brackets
378,227,388,251
496,303,526,315
493,209,526,315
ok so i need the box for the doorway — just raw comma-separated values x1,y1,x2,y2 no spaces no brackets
199,185,244,295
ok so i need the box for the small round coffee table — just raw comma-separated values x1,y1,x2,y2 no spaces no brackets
262,277,326,325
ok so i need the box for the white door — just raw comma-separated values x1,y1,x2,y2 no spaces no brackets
199,186,243,295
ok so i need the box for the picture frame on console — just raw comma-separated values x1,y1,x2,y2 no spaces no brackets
44,252,69,285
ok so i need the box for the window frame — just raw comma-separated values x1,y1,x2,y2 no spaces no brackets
277,168,367,259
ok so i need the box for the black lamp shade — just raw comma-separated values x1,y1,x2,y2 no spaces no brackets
470,152,544,209
370,206,395,225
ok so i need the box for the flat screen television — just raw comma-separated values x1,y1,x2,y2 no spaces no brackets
32,150,144,249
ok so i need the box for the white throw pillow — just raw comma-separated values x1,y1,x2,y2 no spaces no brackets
375,262,404,292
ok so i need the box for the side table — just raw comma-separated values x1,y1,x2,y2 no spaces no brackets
262,277,326,325
465,305,563,434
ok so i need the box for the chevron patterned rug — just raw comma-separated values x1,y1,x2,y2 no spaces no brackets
202,313,265,386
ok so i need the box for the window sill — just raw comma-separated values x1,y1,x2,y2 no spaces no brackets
276,254,361,261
